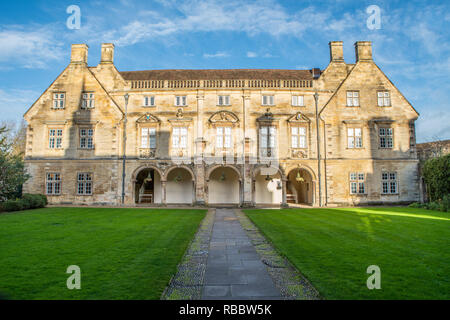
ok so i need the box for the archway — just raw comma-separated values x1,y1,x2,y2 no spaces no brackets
253,166,283,205
208,166,240,204
166,167,195,204
286,168,314,205
134,168,162,204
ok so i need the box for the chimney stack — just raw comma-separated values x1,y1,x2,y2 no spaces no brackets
355,41,372,62
100,43,115,64
71,44,88,65
329,41,344,62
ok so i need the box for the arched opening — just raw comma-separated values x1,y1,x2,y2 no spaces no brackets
134,168,162,204
287,168,314,205
166,167,194,204
208,167,240,204
254,167,283,205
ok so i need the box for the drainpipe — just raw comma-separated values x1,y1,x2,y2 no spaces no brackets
121,93,129,204
314,92,322,207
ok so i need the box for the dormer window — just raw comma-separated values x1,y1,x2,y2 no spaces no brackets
144,96,155,107
82,92,95,109
53,93,65,109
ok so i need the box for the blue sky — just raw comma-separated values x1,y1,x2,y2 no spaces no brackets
0,0,449,142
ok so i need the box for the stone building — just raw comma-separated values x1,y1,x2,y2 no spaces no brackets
23,41,421,207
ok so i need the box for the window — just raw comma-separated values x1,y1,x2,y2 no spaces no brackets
346,91,359,107
141,127,156,148
378,91,391,107
348,128,362,148
262,95,274,106
49,129,63,149
260,126,276,156
350,172,365,194
379,128,393,148
80,129,94,149
382,172,398,194
144,96,155,107
53,93,65,109
172,127,187,149
175,96,187,106
77,173,93,195
216,127,232,149
82,92,95,109
291,127,307,148
46,173,61,195
218,95,230,106
291,95,304,106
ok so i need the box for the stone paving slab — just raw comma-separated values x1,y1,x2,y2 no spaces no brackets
201,208,282,299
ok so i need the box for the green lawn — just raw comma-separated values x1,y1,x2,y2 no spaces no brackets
0,207,206,300
244,207,450,300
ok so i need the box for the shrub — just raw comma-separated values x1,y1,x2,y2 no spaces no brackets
2,199,25,212
0,194,47,213
423,154,450,202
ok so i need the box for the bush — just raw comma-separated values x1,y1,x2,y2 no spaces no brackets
0,194,47,212
423,154,450,202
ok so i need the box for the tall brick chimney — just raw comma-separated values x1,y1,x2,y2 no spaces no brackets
70,44,88,65
100,43,115,64
329,41,344,62
355,41,372,62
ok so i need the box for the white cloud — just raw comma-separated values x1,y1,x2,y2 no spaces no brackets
247,51,257,58
0,26,64,68
0,89,40,121
416,110,450,143
203,51,229,58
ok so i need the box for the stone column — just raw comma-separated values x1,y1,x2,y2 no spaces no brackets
161,180,167,206
241,91,254,207
281,178,288,208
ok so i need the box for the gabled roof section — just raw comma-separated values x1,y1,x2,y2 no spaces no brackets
120,69,314,81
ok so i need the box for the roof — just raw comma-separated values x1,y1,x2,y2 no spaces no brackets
119,69,315,81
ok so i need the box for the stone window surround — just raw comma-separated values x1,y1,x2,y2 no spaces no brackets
349,172,366,195
77,172,93,196
46,172,62,196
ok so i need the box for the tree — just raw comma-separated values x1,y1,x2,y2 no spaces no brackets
0,125,30,201
422,154,450,202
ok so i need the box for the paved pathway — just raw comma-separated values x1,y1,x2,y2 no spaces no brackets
201,208,282,300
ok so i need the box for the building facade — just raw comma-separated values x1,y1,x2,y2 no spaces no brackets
23,41,421,207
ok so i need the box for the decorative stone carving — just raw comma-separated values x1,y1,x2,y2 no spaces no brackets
139,148,156,159
208,110,239,124
137,113,160,123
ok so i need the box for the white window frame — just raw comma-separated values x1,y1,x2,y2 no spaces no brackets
53,93,65,109
379,127,393,148
216,127,232,149
350,172,365,194
82,92,95,109
347,128,363,148
48,129,63,149
175,96,187,107
46,173,61,195
141,127,156,149
382,172,398,194
291,126,307,149
377,91,391,107
77,173,93,195
217,95,230,106
291,95,304,107
261,95,274,106
346,91,360,107
260,126,276,157
144,96,155,107
79,128,94,149
172,127,188,149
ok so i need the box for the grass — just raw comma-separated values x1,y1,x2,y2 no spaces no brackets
0,207,206,300
244,207,450,300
